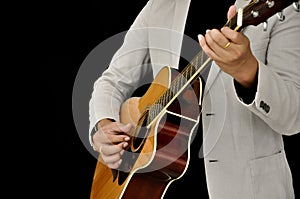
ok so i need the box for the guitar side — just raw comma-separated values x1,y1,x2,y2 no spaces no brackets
90,66,202,199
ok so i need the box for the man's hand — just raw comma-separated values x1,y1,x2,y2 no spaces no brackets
198,5,258,88
92,119,132,169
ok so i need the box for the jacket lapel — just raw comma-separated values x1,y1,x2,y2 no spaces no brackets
204,62,221,97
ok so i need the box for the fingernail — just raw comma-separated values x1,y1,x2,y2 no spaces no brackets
120,150,125,156
118,159,122,165
198,34,203,42
123,142,128,148
124,136,130,141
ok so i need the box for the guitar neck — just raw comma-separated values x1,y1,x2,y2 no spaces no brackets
224,0,297,31
147,0,298,127
146,50,211,127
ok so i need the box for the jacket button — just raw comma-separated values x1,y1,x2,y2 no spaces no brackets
260,100,270,113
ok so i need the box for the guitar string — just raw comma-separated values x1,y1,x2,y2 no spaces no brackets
141,0,290,129
144,0,260,124
145,49,209,128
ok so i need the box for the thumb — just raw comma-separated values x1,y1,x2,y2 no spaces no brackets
119,123,133,133
227,5,237,20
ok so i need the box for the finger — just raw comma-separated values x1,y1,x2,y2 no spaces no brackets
198,34,206,47
207,29,231,50
104,123,132,134
94,131,129,145
205,29,221,50
227,5,236,20
198,33,221,61
221,27,244,44
205,30,230,59
101,149,124,164
101,142,128,156
95,122,131,144
107,159,122,169
100,133,130,144
118,123,133,134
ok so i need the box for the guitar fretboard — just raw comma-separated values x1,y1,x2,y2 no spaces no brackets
145,0,298,127
147,49,211,126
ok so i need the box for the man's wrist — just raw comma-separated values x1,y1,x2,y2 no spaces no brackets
91,118,116,145
233,56,258,88
90,123,99,144
234,70,258,104
97,118,115,129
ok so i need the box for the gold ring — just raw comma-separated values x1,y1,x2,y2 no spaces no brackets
223,42,231,49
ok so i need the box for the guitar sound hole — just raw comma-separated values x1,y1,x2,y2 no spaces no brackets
131,126,148,152
131,112,149,152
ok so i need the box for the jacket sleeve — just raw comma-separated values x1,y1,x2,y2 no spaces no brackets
235,5,300,135
88,0,154,145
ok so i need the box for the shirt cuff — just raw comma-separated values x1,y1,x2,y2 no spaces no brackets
234,71,258,104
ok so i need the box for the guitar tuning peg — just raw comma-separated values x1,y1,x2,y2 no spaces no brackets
276,11,285,21
263,21,268,31
293,1,300,12
266,0,275,8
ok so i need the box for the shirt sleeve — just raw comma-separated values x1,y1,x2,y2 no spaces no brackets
234,5,300,135
233,70,258,105
88,0,154,146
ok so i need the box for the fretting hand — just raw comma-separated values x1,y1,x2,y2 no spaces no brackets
198,5,258,88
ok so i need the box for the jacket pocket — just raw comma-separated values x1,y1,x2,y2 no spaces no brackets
249,151,290,199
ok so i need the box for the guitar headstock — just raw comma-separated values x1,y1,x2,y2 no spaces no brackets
225,0,298,31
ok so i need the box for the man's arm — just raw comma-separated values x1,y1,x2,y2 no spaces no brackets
199,4,300,135
89,0,154,146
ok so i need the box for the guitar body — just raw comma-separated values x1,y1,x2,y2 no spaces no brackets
90,66,202,199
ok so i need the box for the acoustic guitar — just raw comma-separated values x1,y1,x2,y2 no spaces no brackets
90,0,298,198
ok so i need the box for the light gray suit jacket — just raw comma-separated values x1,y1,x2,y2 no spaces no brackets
89,0,300,198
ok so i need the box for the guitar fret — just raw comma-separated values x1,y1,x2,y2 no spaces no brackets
174,77,180,94
147,51,205,123
189,62,193,79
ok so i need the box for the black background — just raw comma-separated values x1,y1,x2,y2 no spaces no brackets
19,0,300,198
